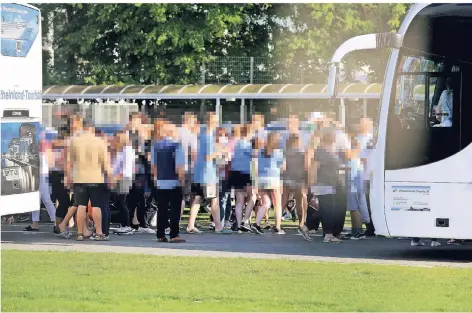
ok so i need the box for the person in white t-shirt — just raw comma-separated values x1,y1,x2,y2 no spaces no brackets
433,78,453,128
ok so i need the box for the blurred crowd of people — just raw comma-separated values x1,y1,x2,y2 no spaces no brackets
19,109,382,244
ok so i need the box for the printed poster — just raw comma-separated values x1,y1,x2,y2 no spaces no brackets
1,122,40,196
390,185,431,212
1,3,40,57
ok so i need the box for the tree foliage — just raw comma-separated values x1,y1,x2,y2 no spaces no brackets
37,3,411,85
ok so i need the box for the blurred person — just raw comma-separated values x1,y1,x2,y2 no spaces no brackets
111,130,135,236
127,113,155,234
66,120,113,241
24,129,56,232
306,129,343,243
54,115,85,238
346,136,370,240
282,134,312,241
357,117,375,236
214,127,232,229
251,132,285,234
187,112,231,234
252,113,267,144
151,122,186,243
178,113,198,218
228,124,257,232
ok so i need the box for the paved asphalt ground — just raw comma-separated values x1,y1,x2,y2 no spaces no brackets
2,223,472,268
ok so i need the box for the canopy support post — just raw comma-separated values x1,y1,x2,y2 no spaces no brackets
363,98,368,117
216,98,221,125
240,99,246,123
339,98,346,127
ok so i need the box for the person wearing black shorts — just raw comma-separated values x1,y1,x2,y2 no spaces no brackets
227,125,256,232
67,121,113,241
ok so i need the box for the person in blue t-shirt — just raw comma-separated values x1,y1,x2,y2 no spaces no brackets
151,121,186,243
187,112,231,234
228,124,257,232
250,132,286,235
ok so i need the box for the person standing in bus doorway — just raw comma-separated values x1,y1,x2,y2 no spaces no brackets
151,122,186,243
433,77,453,128
66,120,113,241
187,112,231,234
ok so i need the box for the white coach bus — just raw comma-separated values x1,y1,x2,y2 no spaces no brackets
0,3,43,216
328,3,472,240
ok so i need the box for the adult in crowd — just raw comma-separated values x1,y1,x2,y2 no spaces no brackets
111,130,136,235
151,122,186,243
66,120,113,241
251,132,285,234
187,112,231,234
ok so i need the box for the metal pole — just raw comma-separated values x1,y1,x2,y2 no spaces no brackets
339,98,346,127
240,99,246,124
216,98,221,125
250,57,254,120
363,98,368,118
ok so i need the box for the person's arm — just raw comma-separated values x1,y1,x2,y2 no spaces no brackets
123,146,135,179
150,143,157,181
102,141,114,183
175,145,185,186
64,139,72,188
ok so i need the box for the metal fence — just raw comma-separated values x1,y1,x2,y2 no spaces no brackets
202,56,318,85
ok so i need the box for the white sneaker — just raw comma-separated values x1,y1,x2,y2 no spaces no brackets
411,240,425,246
114,226,130,234
431,241,442,247
151,214,157,227
138,227,156,234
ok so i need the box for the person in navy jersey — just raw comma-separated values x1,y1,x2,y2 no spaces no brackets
151,121,186,243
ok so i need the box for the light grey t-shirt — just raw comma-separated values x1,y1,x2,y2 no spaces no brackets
178,126,197,172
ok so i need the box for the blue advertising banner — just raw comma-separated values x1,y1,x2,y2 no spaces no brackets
1,3,40,57
1,122,40,196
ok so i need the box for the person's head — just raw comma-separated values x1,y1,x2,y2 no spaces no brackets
321,129,336,149
116,130,129,150
287,134,301,150
69,114,83,135
288,114,299,134
183,112,197,128
153,118,166,140
446,77,453,90
129,112,142,129
232,124,242,139
252,113,264,129
163,122,177,140
206,112,219,130
82,120,95,134
359,117,373,134
266,132,280,150
216,127,228,144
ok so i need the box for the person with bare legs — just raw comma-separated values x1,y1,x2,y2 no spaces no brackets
66,120,113,241
251,132,285,234
187,112,231,234
228,125,256,232
283,134,312,240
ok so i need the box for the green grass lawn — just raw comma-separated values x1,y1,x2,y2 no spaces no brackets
2,250,472,312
